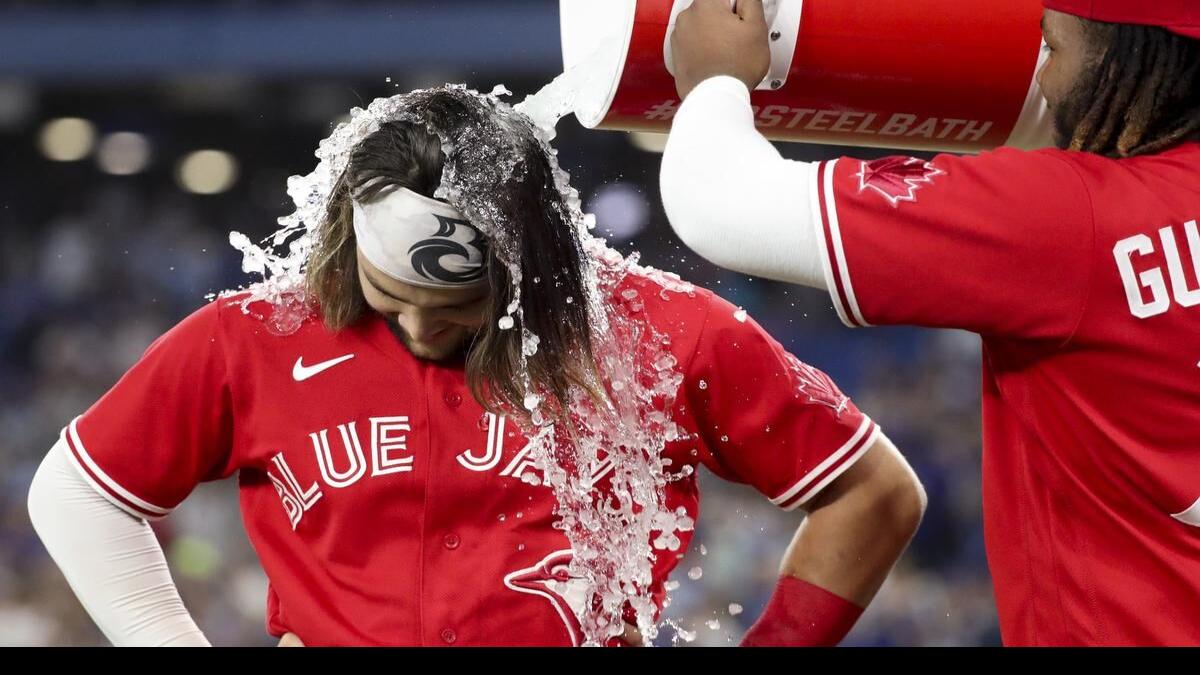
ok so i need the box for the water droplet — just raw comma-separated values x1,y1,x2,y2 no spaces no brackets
733,308,748,323
653,354,678,371
522,331,541,356
524,393,541,411
699,544,707,556
498,315,516,330
706,619,721,631
653,533,681,551
697,380,708,390
688,567,703,581
728,603,744,616
664,580,681,592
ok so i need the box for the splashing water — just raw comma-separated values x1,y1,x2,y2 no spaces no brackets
222,57,696,646
220,82,523,332
661,619,698,646
509,242,700,643
515,38,621,140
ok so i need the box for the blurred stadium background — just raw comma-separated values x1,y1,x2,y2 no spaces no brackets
0,0,998,646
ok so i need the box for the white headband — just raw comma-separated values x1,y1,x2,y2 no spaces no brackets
353,186,488,289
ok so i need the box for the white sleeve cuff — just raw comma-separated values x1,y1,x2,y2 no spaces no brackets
60,417,172,521
809,159,873,328
769,418,881,512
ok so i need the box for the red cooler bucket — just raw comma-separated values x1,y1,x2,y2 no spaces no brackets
560,0,1052,152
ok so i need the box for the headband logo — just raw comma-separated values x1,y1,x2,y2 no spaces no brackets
408,214,488,284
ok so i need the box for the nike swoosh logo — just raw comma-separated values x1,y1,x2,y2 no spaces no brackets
1172,497,1200,528
292,354,355,382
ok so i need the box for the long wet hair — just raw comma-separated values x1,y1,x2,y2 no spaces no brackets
304,91,599,419
1065,22,1200,157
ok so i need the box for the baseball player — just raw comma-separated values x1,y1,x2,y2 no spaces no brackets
661,0,1199,645
27,88,925,646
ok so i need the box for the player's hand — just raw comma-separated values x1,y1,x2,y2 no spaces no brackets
671,0,772,99
277,632,305,647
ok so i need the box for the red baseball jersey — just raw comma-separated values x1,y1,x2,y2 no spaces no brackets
60,269,878,646
811,142,1200,645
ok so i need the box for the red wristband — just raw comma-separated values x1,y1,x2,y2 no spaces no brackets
740,576,864,647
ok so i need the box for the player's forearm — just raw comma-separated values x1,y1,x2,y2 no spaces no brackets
660,76,825,289
783,436,925,606
27,438,211,647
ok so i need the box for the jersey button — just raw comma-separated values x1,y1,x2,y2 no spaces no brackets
444,533,461,550
445,392,463,408
440,628,457,644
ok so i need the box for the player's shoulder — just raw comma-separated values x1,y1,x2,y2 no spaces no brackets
613,266,772,362
947,142,1199,178
928,145,1087,180
612,265,718,331
202,289,331,347
1056,141,1200,191
830,147,1091,211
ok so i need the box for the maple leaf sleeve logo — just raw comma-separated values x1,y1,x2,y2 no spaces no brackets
786,355,851,418
855,156,945,207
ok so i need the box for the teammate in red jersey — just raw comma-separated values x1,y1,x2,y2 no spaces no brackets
662,0,1200,646
27,88,925,646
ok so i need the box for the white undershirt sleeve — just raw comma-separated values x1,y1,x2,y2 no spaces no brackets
27,438,211,646
660,75,826,290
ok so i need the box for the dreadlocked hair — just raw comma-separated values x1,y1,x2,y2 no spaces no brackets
1071,22,1200,158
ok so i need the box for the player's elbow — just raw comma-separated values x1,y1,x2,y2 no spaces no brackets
27,449,54,536
660,145,725,261
819,436,927,541
874,460,927,540
27,442,78,549
871,445,927,541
